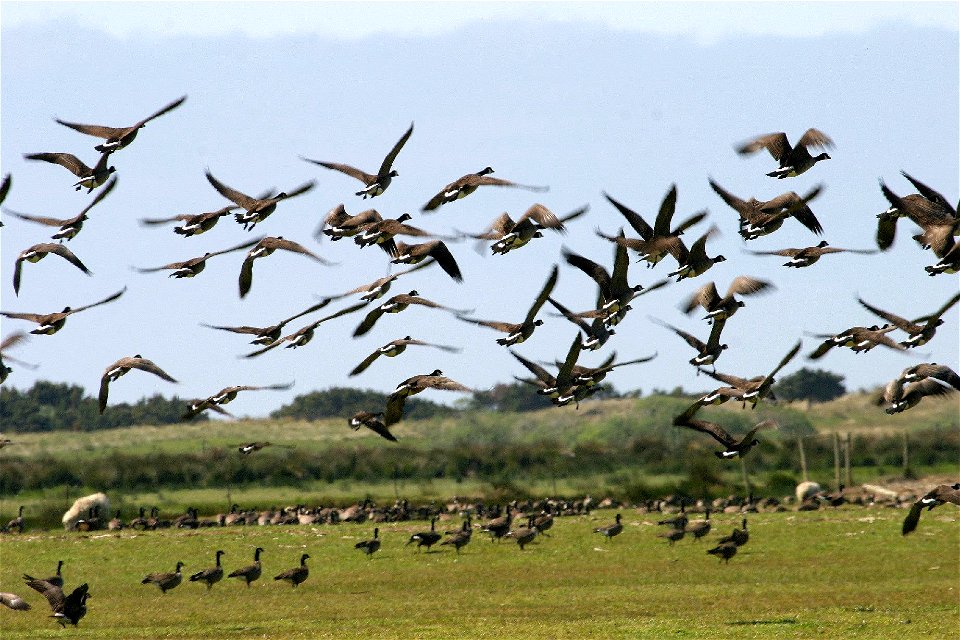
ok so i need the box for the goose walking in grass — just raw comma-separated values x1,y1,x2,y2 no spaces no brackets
593,513,623,541
228,547,264,587
24,151,115,192
718,519,750,546
440,519,473,554
657,527,685,545
1,287,126,336
707,541,738,563
407,518,443,552
5,176,117,242
139,205,239,237
55,95,187,152
348,411,397,442
205,170,316,231
902,483,960,535
421,166,548,212
686,509,712,541
135,237,261,279
350,336,461,377
745,240,876,268
673,404,777,459
481,508,513,542
858,292,960,349
735,128,833,178
505,516,539,550
657,504,688,530
13,243,92,295
189,550,225,590
456,264,558,346
98,355,178,414
301,122,414,198
274,554,310,588
389,240,464,282
141,561,184,594
355,528,381,557
238,236,337,298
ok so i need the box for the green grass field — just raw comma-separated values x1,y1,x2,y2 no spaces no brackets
1,508,957,639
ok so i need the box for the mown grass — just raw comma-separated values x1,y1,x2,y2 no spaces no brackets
0,507,957,639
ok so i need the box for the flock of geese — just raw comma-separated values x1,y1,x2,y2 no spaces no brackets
1,95,958,625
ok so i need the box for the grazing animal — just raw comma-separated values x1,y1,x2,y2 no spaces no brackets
141,561,185,593
707,541,738,563
482,508,514,542
902,483,960,535
504,516,539,550
274,554,310,588
228,547,264,587
407,518,442,551
686,509,712,541
593,513,623,541
189,550,226,590
4,505,24,533
658,527,685,545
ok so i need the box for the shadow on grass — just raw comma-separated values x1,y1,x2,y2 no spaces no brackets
728,618,799,626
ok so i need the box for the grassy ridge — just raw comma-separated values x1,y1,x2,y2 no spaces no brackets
0,508,957,639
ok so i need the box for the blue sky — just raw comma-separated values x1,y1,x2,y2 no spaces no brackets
1,3,958,418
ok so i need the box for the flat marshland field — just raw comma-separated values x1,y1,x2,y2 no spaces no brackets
0,507,957,639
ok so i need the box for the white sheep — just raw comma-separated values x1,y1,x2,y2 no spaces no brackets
795,481,823,503
62,493,110,531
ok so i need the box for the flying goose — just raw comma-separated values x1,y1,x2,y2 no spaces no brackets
440,519,473,553
201,299,333,346
206,381,295,405
876,171,958,252
858,292,960,348
807,325,905,359
238,441,293,455
5,505,24,533
460,203,589,255
355,528,381,557
274,553,310,587
0,592,30,611
315,204,383,241
407,518,442,551
243,302,368,357
4,176,117,241
745,240,876,267
0,174,9,207
422,166,548,212
511,333,583,402
206,170,316,231
877,377,958,414
902,483,960,535
681,276,774,324
456,264,558,346
696,339,803,408
228,547,264,587
13,243,92,295
354,213,444,255
98,355,178,414
593,513,623,541
0,332,38,384
239,236,337,298
135,237,261,279
23,579,88,626
562,242,649,320
736,128,833,178
141,561,185,593
24,151,116,192
664,225,726,281
504,516,539,550
55,95,187,152
649,316,729,372
563,351,657,388
320,260,433,303
139,205,239,237
385,370,472,425
390,240,463,282
1,287,125,336
301,122,414,198
898,363,960,387
546,296,615,351
348,411,397,442
189,550,226,590
672,403,777,459
353,290,470,338
709,179,824,239
926,242,960,275
349,336,461,377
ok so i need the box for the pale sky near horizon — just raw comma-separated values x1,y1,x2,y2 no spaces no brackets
1,2,958,419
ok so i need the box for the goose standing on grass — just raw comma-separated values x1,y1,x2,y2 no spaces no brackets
686,509,712,541
205,170,316,231
98,355,178,414
189,550,225,590
24,151,115,192
135,237,261,279
407,518,442,552
441,519,473,554
745,240,876,268
139,205,239,237
385,370,472,426
355,528,381,557
533,505,555,537
301,122,414,198
593,513,623,541
5,176,117,242
141,561,184,594
481,507,513,542
718,518,750,546
238,236,337,298
456,264,558,346
505,516,539,550
348,411,397,442
657,504,688,530
681,277,774,324
421,166,548,212
857,292,960,349
228,547,264,587
54,95,187,152
657,527,685,545
0,592,30,611
350,336,461,377
902,483,960,535
673,404,777,459
274,554,310,587
1,287,126,336
735,128,833,178
4,505,24,533
13,243,92,295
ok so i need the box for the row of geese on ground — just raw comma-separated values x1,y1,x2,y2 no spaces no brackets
1,110,957,423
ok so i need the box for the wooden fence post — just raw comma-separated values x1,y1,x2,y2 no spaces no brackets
797,437,809,482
